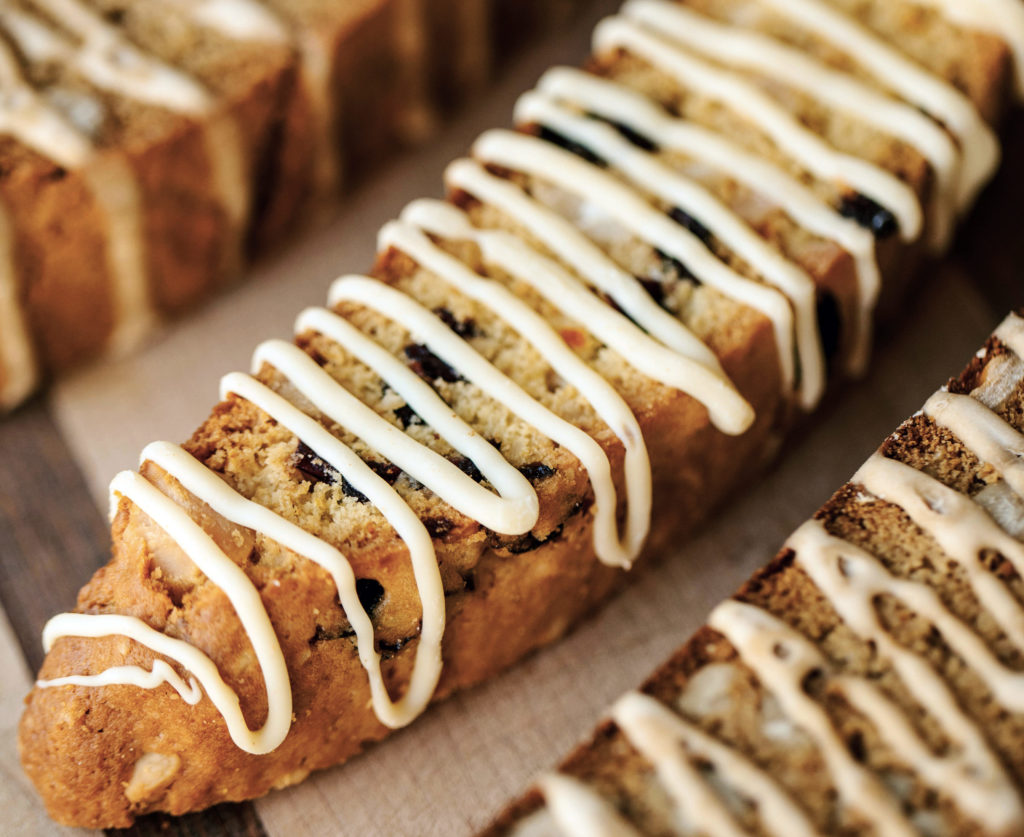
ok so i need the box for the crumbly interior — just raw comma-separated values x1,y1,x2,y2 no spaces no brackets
488,329,1024,837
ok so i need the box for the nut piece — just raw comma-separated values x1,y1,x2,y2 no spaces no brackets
124,752,181,805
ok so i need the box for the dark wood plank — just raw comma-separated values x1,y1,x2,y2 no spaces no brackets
0,397,266,837
0,394,109,671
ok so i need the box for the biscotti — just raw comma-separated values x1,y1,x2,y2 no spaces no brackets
0,0,595,412
17,0,1021,827
484,310,1024,837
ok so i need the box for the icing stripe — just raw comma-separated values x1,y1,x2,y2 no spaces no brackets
43,469,294,754
445,159,725,371
593,15,924,242
33,0,251,266
624,1,963,250
399,199,754,432
709,600,919,836
924,390,1024,498
217,371,446,725
0,16,156,357
37,653,203,707
514,91,824,408
471,130,801,403
995,312,1024,359
611,691,816,837
182,0,291,43
327,275,636,569
377,219,650,558
533,66,881,377
757,0,1000,212
789,519,1024,830
539,773,642,837
854,453,1024,652
251,335,538,536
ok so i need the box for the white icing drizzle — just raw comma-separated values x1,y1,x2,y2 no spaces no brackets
0,11,157,356
0,0,263,360
514,91,824,408
0,199,37,411
995,312,1024,360
593,14,924,243
788,519,1024,830
708,599,919,836
540,323,1024,834
34,192,757,742
611,690,817,837
756,0,1000,213
532,66,881,377
251,333,538,536
538,773,642,837
376,219,650,559
399,199,753,433
471,129,802,404
178,0,338,194
180,0,290,44
39,369,451,745
38,655,203,707
910,0,1024,100
327,275,636,569
625,2,964,251
854,453,1024,652
39,0,249,246
42,469,294,754
924,390,1024,498
444,159,726,373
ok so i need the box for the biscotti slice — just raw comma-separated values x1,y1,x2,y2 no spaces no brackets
17,0,1019,828
483,311,1024,837
0,0,601,413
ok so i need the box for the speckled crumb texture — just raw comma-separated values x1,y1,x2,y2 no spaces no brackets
484,319,1024,836
16,0,1021,829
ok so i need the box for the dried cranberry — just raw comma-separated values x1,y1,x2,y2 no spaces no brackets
434,307,478,339
424,517,455,539
655,248,696,283
537,126,608,168
518,462,555,482
394,403,425,429
837,192,898,239
593,115,659,152
668,206,712,247
450,455,485,483
292,441,341,486
405,344,463,383
367,460,401,485
638,277,668,309
355,578,385,616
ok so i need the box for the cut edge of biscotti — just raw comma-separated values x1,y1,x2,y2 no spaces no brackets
485,309,1024,837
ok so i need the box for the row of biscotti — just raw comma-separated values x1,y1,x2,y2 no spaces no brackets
485,311,1024,837
17,0,1021,828
0,0,591,412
